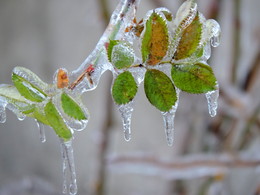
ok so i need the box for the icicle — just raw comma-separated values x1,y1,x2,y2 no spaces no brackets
0,104,6,123
35,120,46,143
60,139,77,195
61,140,68,194
205,85,219,117
118,102,134,141
161,89,180,146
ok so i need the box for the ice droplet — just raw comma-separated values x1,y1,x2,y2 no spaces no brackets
161,89,180,146
205,85,219,117
206,19,221,48
211,35,220,48
17,113,26,121
118,101,134,141
60,139,77,195
35,120,46,143
0,98,7,123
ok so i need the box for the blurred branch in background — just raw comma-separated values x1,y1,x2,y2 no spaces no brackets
91,0,113,195
231,0,241,84
107,153,260,179
0,177,61,195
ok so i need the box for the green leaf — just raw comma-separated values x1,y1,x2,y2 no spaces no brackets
107,40,120,62
174,13,202,60
12,68,47,102
141,12,169,65
171,63,217,93
0,84,50,124
32,106,50,125
144,69,177,112
61,92,87,120
112,71,137,105
0,84,35,114
44,100,72,141
111,42,135,69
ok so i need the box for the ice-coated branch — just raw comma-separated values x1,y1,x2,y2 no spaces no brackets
69,0,140,93
107,153,260,180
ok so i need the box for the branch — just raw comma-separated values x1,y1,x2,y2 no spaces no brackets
70,0,140,92
107,153,260,180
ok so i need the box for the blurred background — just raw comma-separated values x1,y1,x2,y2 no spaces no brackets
0,0,260,194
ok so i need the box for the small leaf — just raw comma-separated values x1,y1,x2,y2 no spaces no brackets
171,63,217,93
174,13,202,60
0,84,50,124
0,84,35,114
141,12,169,65
107,40,120,62
12,67,48,102
111,42,135,69
112,71,137,105
144,69,177,112
44,100,72,141
61,92,86,120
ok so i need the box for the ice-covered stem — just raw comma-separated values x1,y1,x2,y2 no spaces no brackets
70,0,140,92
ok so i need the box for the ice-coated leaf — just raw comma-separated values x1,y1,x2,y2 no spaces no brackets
171,63,217,93
12,72,47,102
144,69,177,112
32,107,50,126
112,71,137,105
175,0,197,30
61,92,87,120
174,13,202,60
44,100,72,141
141,12,169,65
0,84,35,114
107,40,120,63
110,41,135,69
13,67,48,90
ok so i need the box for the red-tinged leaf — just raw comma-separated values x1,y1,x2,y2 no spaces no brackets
142,12,169,65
